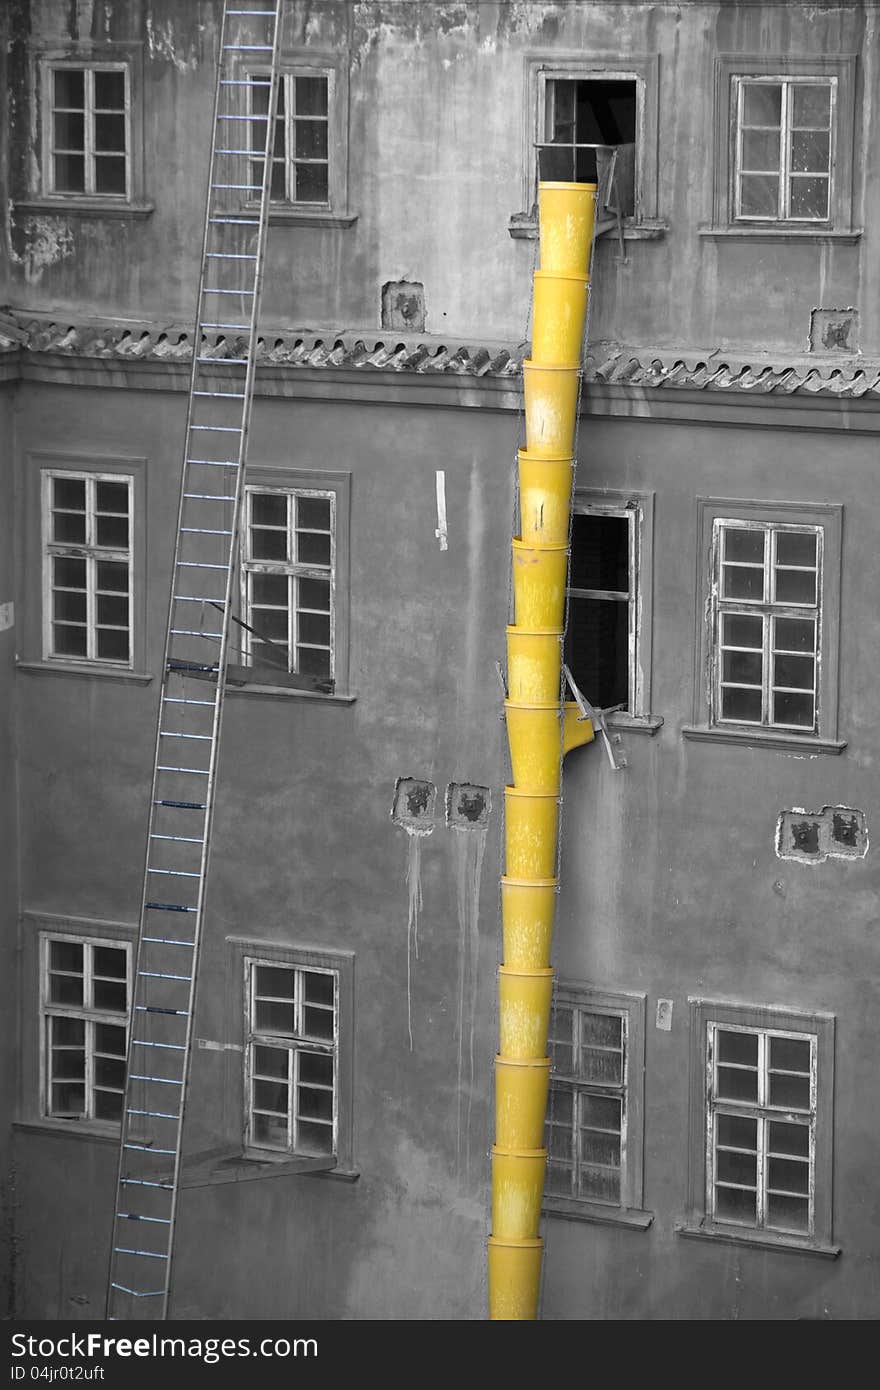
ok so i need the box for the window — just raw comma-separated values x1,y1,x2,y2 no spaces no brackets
540,78,637,214
563,491,657,726
40,933,130,1125
543,986,649,1225
41,470,133,665
713,520,821,732
251,71,330,205
687,499,843,753
239,484,335,689
734,78,833,222
46,64,129,197
245,958,338,1158
682,1000,836,1255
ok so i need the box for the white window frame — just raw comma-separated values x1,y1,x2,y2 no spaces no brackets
39,931,131,1127
683,999,836,1256
244,956,339,1159
543,985,650,1227
42,61,131,200
712,518,822,734
41,468,134,668
249,68,333,208
733,76,835,224
240,483,336,684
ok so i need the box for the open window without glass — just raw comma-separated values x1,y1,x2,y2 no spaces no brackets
565,508,634,712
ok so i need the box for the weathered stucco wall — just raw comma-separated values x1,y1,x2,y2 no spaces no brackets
3,1,879,355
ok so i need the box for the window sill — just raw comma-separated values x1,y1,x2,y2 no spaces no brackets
17,659,152,685
14,198,155,221
13,1118,119,1145
180,1148,341,1189
543,1197,654,1230
676,1219,840,1259
682,725,846,756
606,713,664,737
698,224,862,245
224,679,357,704
243,202,358,229
508,212,667,242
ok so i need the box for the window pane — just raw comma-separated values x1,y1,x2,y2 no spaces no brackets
774,617,814,654
95,1055,125,1089
739,174,780,218
580,1093,621,1133
54,154,86,191
297,530,332,567
94,70,125,109
297,1084,333,1122
52,1082,85,1115
96,594,129,627
580,1012,622,1048
53,624,88,658
720,686,763,723
774,653,814,691
549,1012,574,1075
717,1113,757,1151
96,481,129,514
570,514,629,592
767,1193,809,1232
295,76,328,116
725,529,765,565
578,1166,620,1204
776,532,817,568
769,1120,810,1158
792,83,831,129
790,129,829,174
579,1128,620,1168
251,608,289,642
94,156,126,195
97,559,128,592
722,649,763,685
253,1112,288,1148
53,590,87,624
53,111,85,150
741,128,781,171
716,1065,759,1103
546,1087,573,1131
742,83,782,126
54,69,85,107
299,577,330,612
545,1159,573,1196
251,492,288,526
294,120,328,161
563,596,628,709
303,971,334,1007
52,1016,85,1046
250,77,271,115
299,1051,333,1087
93,979,126,1012
51,939,83,973
722,611,763,650
53,476,86,509
94,1090,124,1122
53,510,87,545
297,645,331,679
298,611,331,647
718,1029,758,1066
768,1156,809,1195
715,1184,757,1223
94,945,126,978
96,628,129,662
293,161,328,202
256,964,296,1001
94,113,126,153
721,565,764,601
297,497,332,531
251,573,288,607
579,1048,622,1086
775,568,817,606
297,1120,333,1155
52,1045,85,1080
255,1001,295,1034
302,1006,334,1042
54,556,86,590
254,1044,289,1079
716,1147,757,1187
250,527,288,561
768,1071,811,1111
772,690,814,729
95,1022,125,1055
789,177,829,220
254,1078,288,1114
770,1036,811,1073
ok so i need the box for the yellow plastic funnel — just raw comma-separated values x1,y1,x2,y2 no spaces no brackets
488,1236,543,1320
498,965,555,1059
504,786,560,879
504,700,563,793
517,451,574,545
531,270,589,365
492,1146,549,1240
522,360,581,457
506,626,563,703
511,539,569,630
495,1055,551,1149
538,180,598,276
500,876,557,968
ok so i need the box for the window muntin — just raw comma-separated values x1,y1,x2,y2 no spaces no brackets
713,520,821,732
546,1002,627,1207
40,934,130,1123
41,471,133,665
708,1023,816,1236
48,64,129,198
245,960,338,1157
734,77,834,223
240,486,335,684
565,506,636,712
250,71,331,205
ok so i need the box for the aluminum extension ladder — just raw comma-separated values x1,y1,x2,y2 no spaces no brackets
105,1,283,1320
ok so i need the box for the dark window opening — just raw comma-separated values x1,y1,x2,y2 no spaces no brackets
541,79,637,213
564,512,631,710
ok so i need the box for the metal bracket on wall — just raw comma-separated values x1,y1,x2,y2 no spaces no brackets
562,663,627,771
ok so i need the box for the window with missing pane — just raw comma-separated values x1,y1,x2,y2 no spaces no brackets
245,960,338,1158
565,508,635,712
541,77,637,212
40,934,130,1124
41,471,133,665
250,71,330,205
713,520,821,733
709,1025,816,1236
48,65,129,197
734,77,834,222
240,486,335,688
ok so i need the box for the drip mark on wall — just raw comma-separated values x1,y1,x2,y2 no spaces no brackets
392,779,437,1049
435,470,448,550
447,783,491,1174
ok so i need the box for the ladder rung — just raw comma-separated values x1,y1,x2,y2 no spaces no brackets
176,561,230,571
150,832,206,843
113,1248,169,1260
147,868,201,878
208,218,259,226
199,323,252,331
226,10,279,15
180,523,234,531
163,693,217,702
123,1142,178,1152
142,937,194,948
109,1283,166,1296
156,766,211,774
211,182,262,190
186,457,241,466
192,392,245,400
153,799,206,810
145,902,197,913
126,1108,179,1119
117,1213,172,1224
222,44,274,50
130,1076,184,1087
169,628,223,639
190,424,242,433
135,1007,190,1018
219,79,272,87
206,252,258,259
138,970,193,981
119,1179,174,1189
131,1040,186,1051
159,731,213,740
181,493,237,501
215,148,258,156
202,287,256,295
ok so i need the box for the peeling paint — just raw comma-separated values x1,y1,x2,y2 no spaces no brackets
6,208,75,285
145,14,199,73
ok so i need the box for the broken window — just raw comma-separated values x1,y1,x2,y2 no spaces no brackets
712,520,822,733
41,470,133,665
240,485,335,688
564,505,635,712
540,77,637,216
250,71,331,205
40,934,130,1124
245,959,338,1158
734,78,834,222
47,64,129,198
543,987,648,1223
